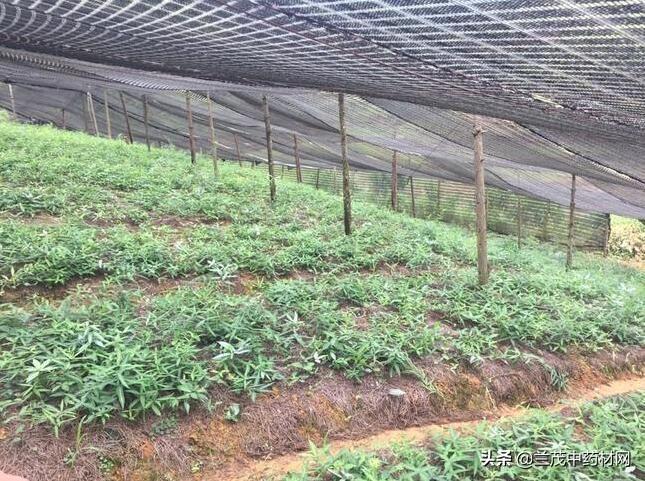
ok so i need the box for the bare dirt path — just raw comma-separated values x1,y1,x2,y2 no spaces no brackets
212,375,645,481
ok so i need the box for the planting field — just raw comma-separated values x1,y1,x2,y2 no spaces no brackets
0,119,643,481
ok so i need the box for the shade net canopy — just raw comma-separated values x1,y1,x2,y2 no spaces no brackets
0,0,643,218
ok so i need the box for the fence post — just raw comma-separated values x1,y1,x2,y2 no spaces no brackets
516,194,523,248
142,94,151,151
6,83,17,120
293,133,303,183
603,214,611,257
61,108,66,129
391,150,398,211
119,92,133,144
316,168,320,189
104,90,112,139
185,92,197,164
410,176,416,218
262,94,276,201
473,119,488,285
206,92,219,176
87,92,99,137
338,93,352,235
566,174,577,269
436,180,442,217
233,133,242,167
542,201,551,241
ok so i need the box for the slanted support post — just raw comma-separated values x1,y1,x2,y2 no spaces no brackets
473,119,488,285
87,92,99,137
409,176,416,218
104,90,112,139
566,174,577,269
391,150,398,211
293,133,303,183
119,92,133,144
142,94,151,151
7,83,16,120
233,133,242,166
185,92,196,164
206,92,218,176
262,94,276,201
338,93,352,235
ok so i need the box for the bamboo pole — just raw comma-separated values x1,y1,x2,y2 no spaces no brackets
142,94,151,151
338,93,352,235
104,90,112,139
409,176,416,218
119,92,133,144
391,150,398,211
293,133,303,183
87,92,99,137
262,94,276,201
206,92,218,176
233,133,242,166
185,92,196,164
473,119,488,285
7,83,16,120
566,174,577,269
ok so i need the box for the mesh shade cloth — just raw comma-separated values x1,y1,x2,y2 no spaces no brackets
0,1,643,217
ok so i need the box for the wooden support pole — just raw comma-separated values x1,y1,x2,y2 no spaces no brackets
7,83,16,120
293,133,303,183
185,92,196,164
262,94,276,201
566,174,577,269
436,180,442,216
409,176,416,218
104,90,112,139
338,93,352,235
233,133,242,166
142,95,151,151
206,93,219,176
516,194,523,248
61,108,66,130
391,150,398,211
603,214,611,257
87,92,99,137
315,168,320,189
119,92,133,144
473,119,489,285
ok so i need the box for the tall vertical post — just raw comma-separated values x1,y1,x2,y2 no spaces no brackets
338,93,352,235
603,214,611,257
262,94,276,201
7,83,16,120
391,150,398,211
142,94,151,151
293,133,303,183
185,92,196,165
61,108,66,130
206,92,218,176
233,133,242,166
119,92,133,144
104,90,112,139
566,174,577,269
409,176,416,218
542,201,551,241
436,180,442,217
473,119,488,285
315,168,320,189
516,195,523,248
87,92,99,137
